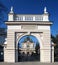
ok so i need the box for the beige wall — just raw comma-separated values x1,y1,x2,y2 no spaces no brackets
4,22,54,63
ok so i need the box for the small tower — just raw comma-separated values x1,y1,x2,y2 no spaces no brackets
43,7,49,21
8,6,14,21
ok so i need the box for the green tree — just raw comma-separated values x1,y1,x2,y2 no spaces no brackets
51,35,56,43
51,34,58,58
51,34,58,49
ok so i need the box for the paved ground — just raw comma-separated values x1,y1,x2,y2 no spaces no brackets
0,62,58,65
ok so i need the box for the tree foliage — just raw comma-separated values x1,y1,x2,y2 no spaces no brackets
51,34,58,58
51,34,58,47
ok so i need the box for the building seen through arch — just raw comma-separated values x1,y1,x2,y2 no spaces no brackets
18,35,40,62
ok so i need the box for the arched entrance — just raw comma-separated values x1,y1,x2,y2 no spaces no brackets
4,6,54,63
5,12,53,63
18,35,40,62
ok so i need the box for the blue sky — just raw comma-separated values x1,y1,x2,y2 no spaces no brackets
0,0,58,36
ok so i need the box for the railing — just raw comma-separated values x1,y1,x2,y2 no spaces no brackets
14,15,43,21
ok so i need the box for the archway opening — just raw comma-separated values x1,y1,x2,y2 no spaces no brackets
18,35,40,62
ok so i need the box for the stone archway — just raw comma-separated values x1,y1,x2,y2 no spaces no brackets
15,32,45,62
4,20,54,63
4,6,54,63
16,33,43,49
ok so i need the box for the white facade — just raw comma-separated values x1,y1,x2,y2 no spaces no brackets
22,41,34,49
4,7,54,63
19,41,35,54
